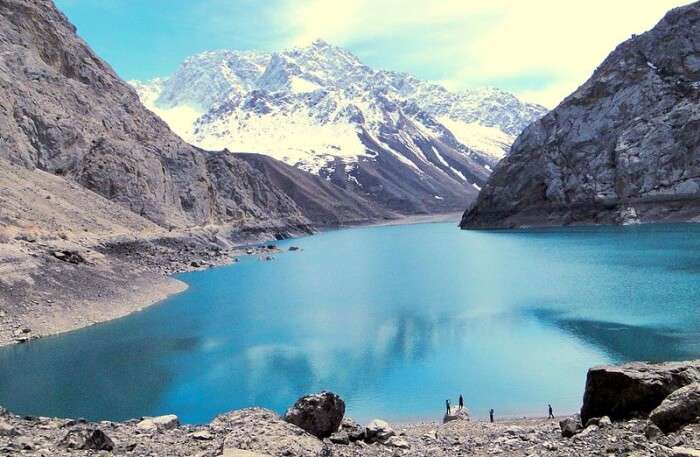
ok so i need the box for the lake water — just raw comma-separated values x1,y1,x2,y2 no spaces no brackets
2,222,700,424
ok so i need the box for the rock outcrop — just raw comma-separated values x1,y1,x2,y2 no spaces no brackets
650,383,700,433
283,391,345,439
0,0,313,231
461,1,700,228
580,361,700,422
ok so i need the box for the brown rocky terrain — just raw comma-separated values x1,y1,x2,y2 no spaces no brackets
461,1,700,229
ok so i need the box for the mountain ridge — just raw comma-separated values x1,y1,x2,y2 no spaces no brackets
132,40,547,215
461,1,700,228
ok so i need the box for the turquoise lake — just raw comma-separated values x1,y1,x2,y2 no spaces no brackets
1,222,700,424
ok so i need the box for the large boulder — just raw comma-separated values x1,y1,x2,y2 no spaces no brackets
650,382,700,433
580,361,700,422
283,391,345,439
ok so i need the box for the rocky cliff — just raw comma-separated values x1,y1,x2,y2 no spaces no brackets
0,0,314,231
461,2,700,228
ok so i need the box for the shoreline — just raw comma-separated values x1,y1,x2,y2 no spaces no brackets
1,402,695,456
0,212,462,349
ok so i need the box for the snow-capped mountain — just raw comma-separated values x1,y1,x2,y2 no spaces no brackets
131,40,546,214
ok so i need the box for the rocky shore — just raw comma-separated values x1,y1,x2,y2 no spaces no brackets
0,217,307,348
3,361,700,456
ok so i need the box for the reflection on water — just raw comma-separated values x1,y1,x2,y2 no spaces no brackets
1,223,700,423
530,309,694,362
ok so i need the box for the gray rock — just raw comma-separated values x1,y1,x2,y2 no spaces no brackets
59,428,114,451
673,447,700,457
218,408,322,457
222,450,273,457
0,419,17,436
283,391,345,439
644,421,664,440
51,250,84,264
559,417,581,438
136,418,157,432
137,414,179,432
443,407,470,424
461,2,700,228
191,430,214,440
574,424,599,439
385,435,410,449
364,419,396,444
584,415,611,428
328,430,349,445
650,382,700,433
152,414,179,430
581,361,700,423
338,417,365,442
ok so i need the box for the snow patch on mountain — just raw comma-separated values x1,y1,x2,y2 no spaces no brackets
194,109,368,175
436,117,513,159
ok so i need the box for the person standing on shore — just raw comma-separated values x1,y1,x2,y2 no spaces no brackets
548,404,554,419
459,394,463,410
446,399,451,415
489,409,494,423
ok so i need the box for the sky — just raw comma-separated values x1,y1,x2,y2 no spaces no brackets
55,0,691,108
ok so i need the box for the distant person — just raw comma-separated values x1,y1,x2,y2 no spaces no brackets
459,394,464,410
446,399,451,415
548,404,554,419
489,408,494,423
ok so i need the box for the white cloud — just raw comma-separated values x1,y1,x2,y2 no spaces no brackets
277,0,692,108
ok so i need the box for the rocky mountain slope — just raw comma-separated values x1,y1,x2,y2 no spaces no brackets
461,1,700,228
0,0,313,232
133,41,546,214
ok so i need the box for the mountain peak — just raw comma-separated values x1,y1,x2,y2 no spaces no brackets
310,38,331,48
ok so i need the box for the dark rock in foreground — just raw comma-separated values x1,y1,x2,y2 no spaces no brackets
283,391,345,439
581,360,700,422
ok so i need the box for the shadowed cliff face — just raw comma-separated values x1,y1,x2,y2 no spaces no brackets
461,1,700,229
0,0,313,230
